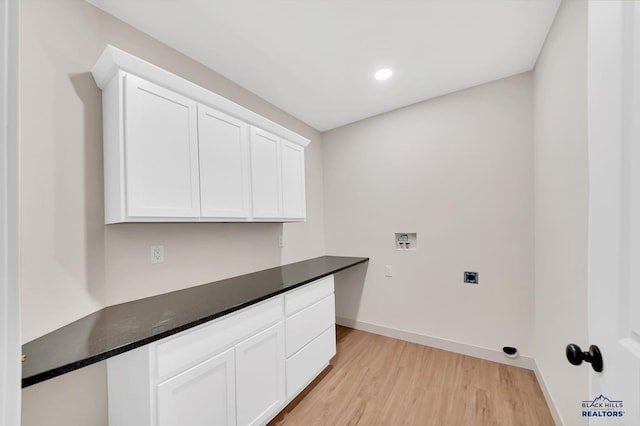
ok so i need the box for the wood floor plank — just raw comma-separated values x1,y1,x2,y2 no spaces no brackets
269,326,554,426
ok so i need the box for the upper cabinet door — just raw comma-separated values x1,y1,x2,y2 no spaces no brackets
198,105,251,219
250,128,283,219
124,74,200,219
281,140,306,220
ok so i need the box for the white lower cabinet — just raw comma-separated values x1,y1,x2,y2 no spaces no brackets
236,322,285,426
284,276,336,399
107,276,335,426
157,347,236,426
286,326,336,398
285,295,335,358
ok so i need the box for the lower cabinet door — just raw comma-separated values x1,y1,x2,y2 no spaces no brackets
157,347,236,426
235,321,286,426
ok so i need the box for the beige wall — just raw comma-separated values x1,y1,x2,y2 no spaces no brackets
323,73,535,357
20,0,324,423
22,363,108,426
19,1,591,425
533,0,589,424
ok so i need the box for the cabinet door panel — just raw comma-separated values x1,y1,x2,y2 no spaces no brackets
124,74,200,218
250,128,282,218
198,105,250,218
236,321,285,426
157,347,235,426
281,140,306,219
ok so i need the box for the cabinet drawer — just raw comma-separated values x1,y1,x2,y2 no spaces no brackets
157,297,283,380
286,295,335,357
285,275,334,316
286,326,336,399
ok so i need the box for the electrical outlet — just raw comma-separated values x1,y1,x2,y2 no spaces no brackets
278,235,284,248
385,265,393,277
464,271,478,284
151,245,164,264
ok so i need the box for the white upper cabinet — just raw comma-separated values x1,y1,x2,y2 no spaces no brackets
250,128,283,219
92,45,308,223
101,72,202,223
198,105,251,219
281,140,306,220
250,128,306,221
124,74,201,220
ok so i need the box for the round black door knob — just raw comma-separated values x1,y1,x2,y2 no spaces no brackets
566,343,603,372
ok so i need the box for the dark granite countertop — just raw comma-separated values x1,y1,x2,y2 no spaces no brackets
22,255,368,387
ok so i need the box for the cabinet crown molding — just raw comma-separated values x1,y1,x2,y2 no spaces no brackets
91,44,310,148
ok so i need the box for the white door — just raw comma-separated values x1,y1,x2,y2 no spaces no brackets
198,104,251,219
250,127,283,219
157,347,236,426
281,140,306,220
586,2,640,424
235,321,285,426
124,73,200,219
0,0,20,424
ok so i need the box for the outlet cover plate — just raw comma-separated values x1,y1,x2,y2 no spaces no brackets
464,271,478,284
151,245,164,264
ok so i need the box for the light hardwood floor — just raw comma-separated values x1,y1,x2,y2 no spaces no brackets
269,326,554,426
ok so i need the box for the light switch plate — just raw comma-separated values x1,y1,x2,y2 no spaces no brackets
385,265,393,277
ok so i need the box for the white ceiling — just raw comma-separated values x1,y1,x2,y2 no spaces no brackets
87,0,561,132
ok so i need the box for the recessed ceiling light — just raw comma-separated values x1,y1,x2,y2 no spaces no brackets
374,68,393,81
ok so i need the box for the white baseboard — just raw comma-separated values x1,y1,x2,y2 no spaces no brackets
532,361,563,426
335,316,536,370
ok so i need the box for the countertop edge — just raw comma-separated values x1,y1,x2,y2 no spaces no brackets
22,256,369,388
